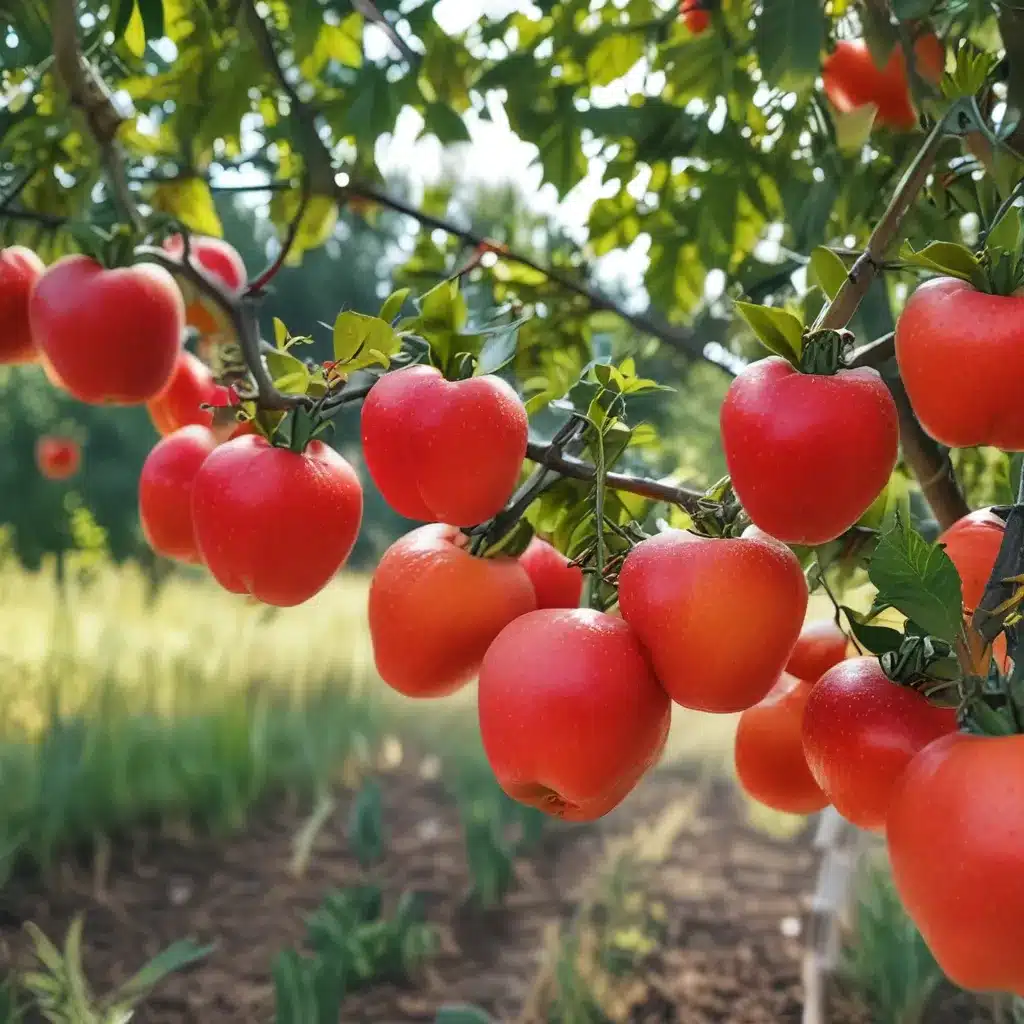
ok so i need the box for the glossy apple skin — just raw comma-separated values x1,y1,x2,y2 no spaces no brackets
519,537,584,609
361,365,529,526
368,523,537,698
887,732,1024,996
0,246,44,364
896,278,1024,450
192,435,363,606
478,608,671,821
29,255,184,405
721,356,899,545
802,657,956,831
139,425,218,564
618,527,808,713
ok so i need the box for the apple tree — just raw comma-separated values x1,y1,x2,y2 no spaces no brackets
4,0,1024,1002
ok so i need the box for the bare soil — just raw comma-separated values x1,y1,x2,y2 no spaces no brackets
0,761,994,1023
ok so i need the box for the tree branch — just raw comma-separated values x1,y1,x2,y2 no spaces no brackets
814,117,947,332
525,441,704,512
135,243,307,411
245,183,310,295
847,331,894,370
50,0,138,228
0,207,67,229
341,179,725,370
890,378,967,531
241,0,336,195
235,0,726,373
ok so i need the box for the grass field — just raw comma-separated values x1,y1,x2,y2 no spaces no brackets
0,557,992,1023
0,554,749,880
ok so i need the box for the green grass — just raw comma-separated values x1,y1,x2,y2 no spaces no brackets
842,852,945,1024
0,555,384,883
0,554,557,896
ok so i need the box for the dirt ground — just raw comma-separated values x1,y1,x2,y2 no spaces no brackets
0,760,994,1023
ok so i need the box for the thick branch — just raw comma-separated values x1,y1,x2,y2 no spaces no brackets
525,441,704,512
50,0,138,227
972,482,1024,647
890,379,967,532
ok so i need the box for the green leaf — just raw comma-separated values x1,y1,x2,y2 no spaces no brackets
868,514,964,644
299,16,364,77
111,0,135,40
149,177,222,237
137,0,164,40
477,324,520,376
113,940,214,1004
984,206,1023,253
124,0,146,58
418,279,466,331
265,349,311,396
891,0,935,19
809,247,849,301
273,318,289,349
841,606,905,656
269,194,338,266
753,0,826,88
332,311,401,371
733,301,804,362
899,241,988,290
347,779,384,868
380,288,411,323
272,949,317,1024
424,103,471,144
435,1005,496,1024
586,33,644,87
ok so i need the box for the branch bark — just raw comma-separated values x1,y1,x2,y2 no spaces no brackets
525,441,704,512
246,184,311,295
890,378,967,531
50,0,138,227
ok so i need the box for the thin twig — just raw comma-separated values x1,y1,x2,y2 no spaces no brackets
525,440,704,511
847,331,895,370
0,207,67,229
134,244,307,411
246,183,311,295
347,180,725,368
237,0,725,371
814,117,948,332
0,164,41,213
351,0,419,63
241,0,336,195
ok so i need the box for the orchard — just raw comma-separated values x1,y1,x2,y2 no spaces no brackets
2,0,1024,1020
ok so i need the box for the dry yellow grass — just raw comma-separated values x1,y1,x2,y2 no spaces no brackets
0,556,854,792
